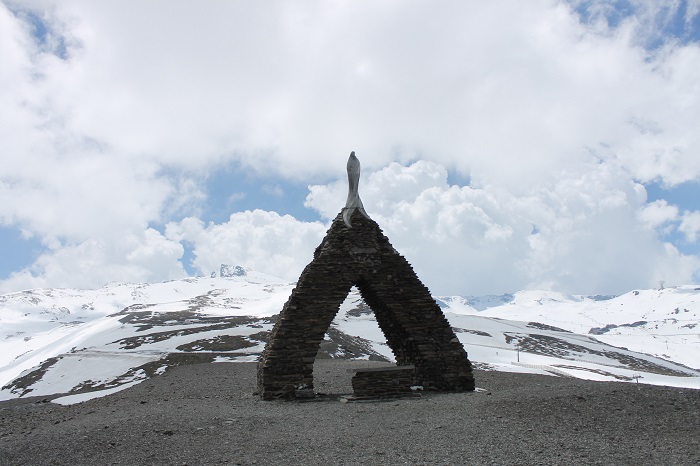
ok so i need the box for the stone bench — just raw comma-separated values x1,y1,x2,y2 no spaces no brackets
344,365,419,400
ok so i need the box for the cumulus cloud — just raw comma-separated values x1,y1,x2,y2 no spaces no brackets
679,211,700,243
4,1,700,184
306,160,698,295
1,1,700,293
0,228,186,292
165,211,327,282
637,200,680,231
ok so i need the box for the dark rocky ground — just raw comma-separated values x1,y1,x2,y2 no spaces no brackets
0,360,698,465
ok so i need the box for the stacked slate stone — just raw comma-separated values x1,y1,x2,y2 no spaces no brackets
257,209,475,400
349,366,418,400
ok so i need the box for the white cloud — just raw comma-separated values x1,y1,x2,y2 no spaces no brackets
1,1,700,293
5,1,700,185
679,211,700,243
305,160,698,295
165,210,327,281
0,228,186,293
637,200,679,230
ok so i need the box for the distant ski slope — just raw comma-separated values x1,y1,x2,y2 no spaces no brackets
473,287,700,369
1,269,698,403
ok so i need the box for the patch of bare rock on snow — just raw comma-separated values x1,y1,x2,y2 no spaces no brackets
0,360,698,465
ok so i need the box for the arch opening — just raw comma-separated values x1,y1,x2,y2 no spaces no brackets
313,289,393,397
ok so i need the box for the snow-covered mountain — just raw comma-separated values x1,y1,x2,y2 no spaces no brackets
1,268,698,404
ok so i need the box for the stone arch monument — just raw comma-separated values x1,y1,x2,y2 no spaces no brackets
257,152,475,400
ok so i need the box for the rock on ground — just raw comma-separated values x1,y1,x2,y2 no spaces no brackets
0,360,698,465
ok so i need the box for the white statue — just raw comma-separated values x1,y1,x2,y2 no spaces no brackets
343,151,371,228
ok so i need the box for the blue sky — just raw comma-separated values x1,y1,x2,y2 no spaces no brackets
0,228,43,276
645,180,700,255
2,0,700,295
573,0,700,44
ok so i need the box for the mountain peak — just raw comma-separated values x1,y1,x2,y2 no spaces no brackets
220,264,247,278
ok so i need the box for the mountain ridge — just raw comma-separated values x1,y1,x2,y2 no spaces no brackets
1,269,698,403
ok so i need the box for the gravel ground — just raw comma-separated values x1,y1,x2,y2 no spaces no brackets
1,360,699,465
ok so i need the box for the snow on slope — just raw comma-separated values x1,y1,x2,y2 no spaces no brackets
1,271,699,403
472,287,700,369
0,270,293,400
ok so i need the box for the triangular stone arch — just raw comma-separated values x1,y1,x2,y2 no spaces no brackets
257,209,475,400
